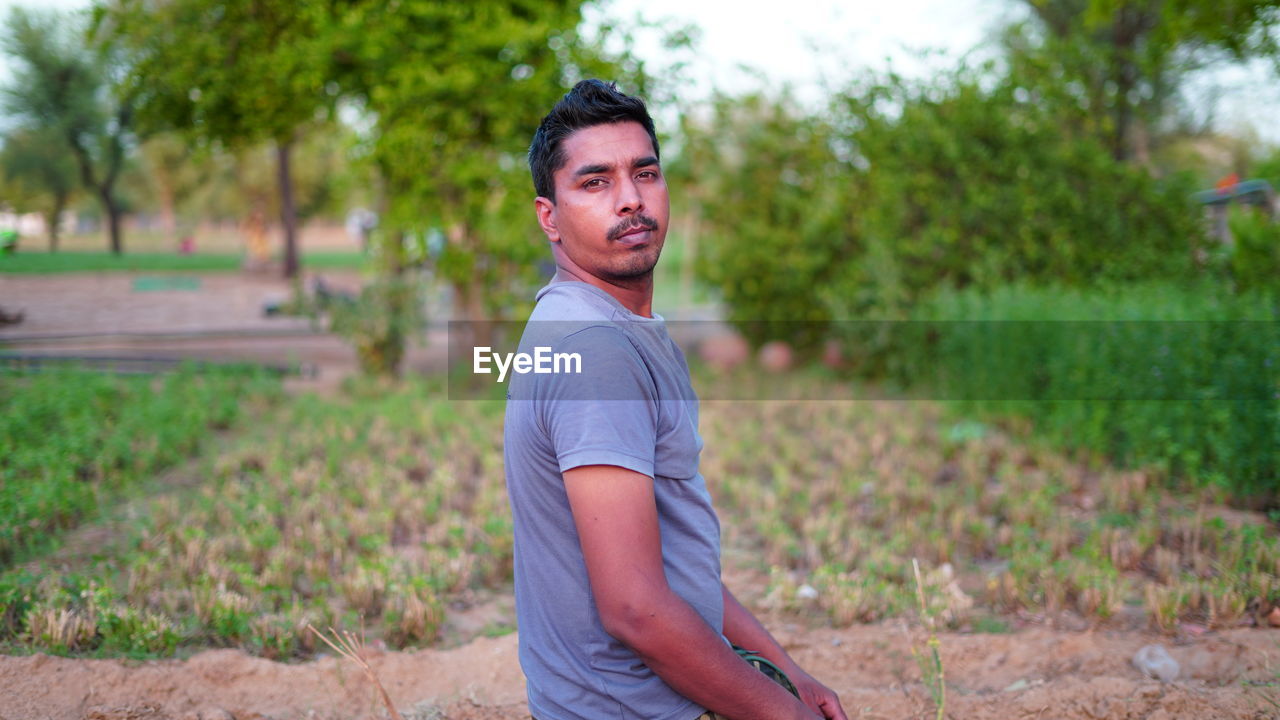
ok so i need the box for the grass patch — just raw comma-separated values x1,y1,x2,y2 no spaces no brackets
0,251,365,274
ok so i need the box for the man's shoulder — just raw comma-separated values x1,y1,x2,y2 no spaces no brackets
529,281,624,324
523,282,638,358
510,284,649,401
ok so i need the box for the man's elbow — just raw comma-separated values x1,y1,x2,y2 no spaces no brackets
598,589,675,648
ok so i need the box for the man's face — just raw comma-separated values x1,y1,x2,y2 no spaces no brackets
535,121,669,284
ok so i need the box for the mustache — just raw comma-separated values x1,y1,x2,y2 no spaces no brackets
606,214,659,241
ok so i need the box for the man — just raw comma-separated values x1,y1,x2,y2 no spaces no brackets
504,79,847,720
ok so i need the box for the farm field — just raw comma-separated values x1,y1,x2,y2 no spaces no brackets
2,367,1278,718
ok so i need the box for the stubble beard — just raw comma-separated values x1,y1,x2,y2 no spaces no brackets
601,245,662,283
602,213,663,282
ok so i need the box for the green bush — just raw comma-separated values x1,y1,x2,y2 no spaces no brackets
686,67,1208,353
1225,207,1280,293
902,282,1279,504
678,90,851,350
828,70,1204,314
328,276,425,377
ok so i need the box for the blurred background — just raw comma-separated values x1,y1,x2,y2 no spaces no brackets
1,0,1277,361
1,1,1279,702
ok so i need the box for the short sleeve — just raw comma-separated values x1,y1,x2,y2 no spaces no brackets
536,325,659,478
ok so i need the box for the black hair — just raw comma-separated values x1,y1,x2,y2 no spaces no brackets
528,79,659,202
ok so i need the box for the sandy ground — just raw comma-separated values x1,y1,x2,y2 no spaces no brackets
1,624,1277,720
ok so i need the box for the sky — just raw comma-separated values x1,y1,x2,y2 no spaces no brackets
2,0,1278,145
590,0,1016,98
589,0,1280,145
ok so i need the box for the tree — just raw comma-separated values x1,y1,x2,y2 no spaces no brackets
313,1,648,373
1,7,136,254
99,0,333,278
0,127,79,251
1009,0,1280,163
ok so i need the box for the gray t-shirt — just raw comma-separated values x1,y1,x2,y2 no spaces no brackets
503,281,723,720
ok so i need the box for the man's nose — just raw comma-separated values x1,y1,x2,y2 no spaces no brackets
615,177,643,215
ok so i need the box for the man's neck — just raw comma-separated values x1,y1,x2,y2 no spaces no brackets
553,267,654,318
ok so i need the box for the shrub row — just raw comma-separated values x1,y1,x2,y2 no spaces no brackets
896,282,1279,503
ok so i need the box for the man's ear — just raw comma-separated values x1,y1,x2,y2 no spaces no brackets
534,196,560,243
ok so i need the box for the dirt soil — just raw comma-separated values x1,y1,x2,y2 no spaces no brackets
1,623,1278,720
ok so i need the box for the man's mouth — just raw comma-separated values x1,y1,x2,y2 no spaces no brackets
607,215,660,243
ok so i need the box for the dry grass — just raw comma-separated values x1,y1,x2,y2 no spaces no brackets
309,623,404,720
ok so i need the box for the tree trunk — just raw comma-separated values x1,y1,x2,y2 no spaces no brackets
355,228,410,378
66,133,124,255
276,138,299,279
156,171,177,242
102,189,123,255
1109,18,1136,163
45,194,66,253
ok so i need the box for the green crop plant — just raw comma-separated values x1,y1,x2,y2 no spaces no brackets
0,365,281,566
911,559,946,720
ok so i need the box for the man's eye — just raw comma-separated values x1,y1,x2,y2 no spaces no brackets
584,178,606,188
637,170,657,180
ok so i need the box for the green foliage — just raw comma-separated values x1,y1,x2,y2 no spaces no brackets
122,126,357,235
324,1,650,323
0,366,281,566
1224,207,1280,293
1,6,136,253
97,603,181,655
903,282,1280,503
100,0,341,276
1009,0,1280,161
700,371,1279,630
1254,148,1280,189
679,90,850,350
101,0,328,147
0,126,79,250
691,67,1208,355
328,274,426,377
834,69,1204,310
5,370,1278,655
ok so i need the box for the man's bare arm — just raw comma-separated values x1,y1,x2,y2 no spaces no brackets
563,464,817,720
721,586,849,720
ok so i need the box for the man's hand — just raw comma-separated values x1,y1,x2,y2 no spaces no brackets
786,665,849,720
721,586,848,719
